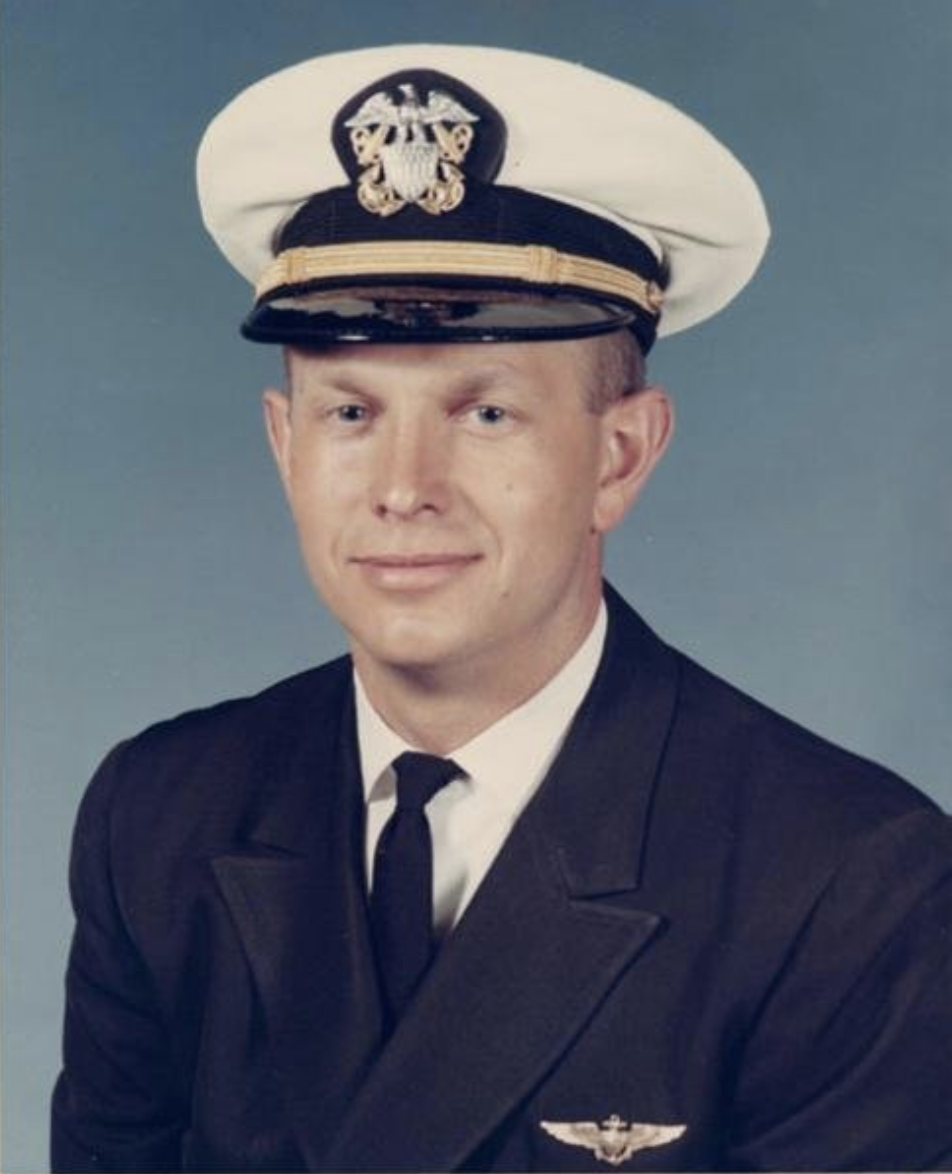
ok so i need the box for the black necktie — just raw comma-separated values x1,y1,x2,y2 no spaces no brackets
371,751,461,1021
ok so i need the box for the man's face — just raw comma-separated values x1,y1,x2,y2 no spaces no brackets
264,339,667,688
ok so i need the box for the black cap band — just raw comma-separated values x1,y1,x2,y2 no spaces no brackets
249,184,665,350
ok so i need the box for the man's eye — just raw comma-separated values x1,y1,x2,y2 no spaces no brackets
471,404,509,425
334,404,368,423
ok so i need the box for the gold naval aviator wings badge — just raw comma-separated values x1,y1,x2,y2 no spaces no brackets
345,83,479,217
540,1114,687,1166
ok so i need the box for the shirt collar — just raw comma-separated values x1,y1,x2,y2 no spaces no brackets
355,600,608,804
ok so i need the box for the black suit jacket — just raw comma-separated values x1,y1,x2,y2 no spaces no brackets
52,588,952,1171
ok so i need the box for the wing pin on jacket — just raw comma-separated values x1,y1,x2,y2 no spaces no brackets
540,1115,687,1166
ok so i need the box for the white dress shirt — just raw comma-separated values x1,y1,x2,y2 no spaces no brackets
355,601,607,934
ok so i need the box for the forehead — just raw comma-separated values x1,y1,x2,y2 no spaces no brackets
285,338,599,393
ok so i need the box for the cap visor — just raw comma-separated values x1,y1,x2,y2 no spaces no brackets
241,288,638,345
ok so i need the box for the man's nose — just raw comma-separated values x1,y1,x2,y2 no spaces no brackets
371,416,449,518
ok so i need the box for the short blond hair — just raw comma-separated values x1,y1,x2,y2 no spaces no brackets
583,329,646,413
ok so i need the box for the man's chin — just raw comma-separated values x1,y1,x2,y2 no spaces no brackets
348,618,486,679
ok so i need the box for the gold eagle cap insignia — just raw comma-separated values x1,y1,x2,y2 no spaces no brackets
540,1115,687,1166
344,83,479,217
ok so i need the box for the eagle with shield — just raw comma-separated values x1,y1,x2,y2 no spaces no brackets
344,82,480,216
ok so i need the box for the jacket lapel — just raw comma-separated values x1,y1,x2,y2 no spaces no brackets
324,588,682,1171
211,669,387,1169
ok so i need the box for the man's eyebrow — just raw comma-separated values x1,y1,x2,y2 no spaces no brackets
297,363,530,398
446,367,525,397
292,369,383,399
302,372,375,397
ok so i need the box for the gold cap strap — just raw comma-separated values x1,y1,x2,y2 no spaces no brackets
256,241,664,315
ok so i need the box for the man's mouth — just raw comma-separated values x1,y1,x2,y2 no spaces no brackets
353,554,479,567
350,553,481,589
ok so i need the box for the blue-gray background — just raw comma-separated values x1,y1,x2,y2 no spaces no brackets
2,1,950,1169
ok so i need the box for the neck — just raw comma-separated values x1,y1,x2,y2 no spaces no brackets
352,596,603,754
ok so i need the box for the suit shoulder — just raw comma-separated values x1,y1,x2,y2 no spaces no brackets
668,648,942,831
79,657,352,829
605,589,938,825
127,655,349,753
641,645,951,972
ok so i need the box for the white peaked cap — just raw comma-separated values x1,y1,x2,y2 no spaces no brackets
197,43,770,346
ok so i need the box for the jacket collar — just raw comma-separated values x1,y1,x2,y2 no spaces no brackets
213,588,681,1170
323,585,682,1170
535,582,677,897
211,665,389,1163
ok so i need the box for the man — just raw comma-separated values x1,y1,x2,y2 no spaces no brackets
52,44,952,1172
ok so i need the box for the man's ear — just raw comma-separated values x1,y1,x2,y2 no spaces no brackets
593,386,674,533
262,388,293,495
